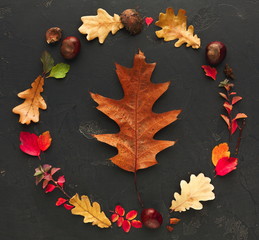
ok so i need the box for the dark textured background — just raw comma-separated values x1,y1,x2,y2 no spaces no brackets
0,0,258,239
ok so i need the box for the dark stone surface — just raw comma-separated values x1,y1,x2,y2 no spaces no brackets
0,0,258,239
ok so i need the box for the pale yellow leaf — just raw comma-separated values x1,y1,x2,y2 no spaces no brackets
170,173,215,212
79,8,124,44
12,75,47,125
69,193,111,228
155,8,201,49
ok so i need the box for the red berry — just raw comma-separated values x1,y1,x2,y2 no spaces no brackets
141,208,163,229
205,41,226,66
60,36,81,59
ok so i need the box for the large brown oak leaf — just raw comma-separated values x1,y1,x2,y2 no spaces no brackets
90,51,181,172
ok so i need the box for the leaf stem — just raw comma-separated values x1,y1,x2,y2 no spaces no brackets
235,119,246,156
51,179,71,199
134,171,144,208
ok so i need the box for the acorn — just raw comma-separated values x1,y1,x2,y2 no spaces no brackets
205,41,227,66
45,27,62,44
120,9,143,35
141,208,163,229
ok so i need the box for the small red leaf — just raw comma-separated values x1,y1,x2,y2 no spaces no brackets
19,132,41,156
223,101,232,114
50,167,60,176
230,92,237,95
57,175,65,187
166,225,174,232
221,114,230,129
38,131,52,152
45,184,56,193
232,96,242,105
231,119,238,135
63,203,74,210
42,164,52,172
170,218,181,224
145,17,153,26
115,205,125,216
131,220,142,228
234,113,248,120
215,157,238,176
111,213,119,222
42,179,49,189
219,92,228,101
202,65,217,80
122,220,131,233
126,210,137,220
43,173,52,181
35,175,44,185
117,216,124,227
56,197,67,206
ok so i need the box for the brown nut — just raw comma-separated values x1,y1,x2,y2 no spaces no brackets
46,27,62,44
120,9,143,35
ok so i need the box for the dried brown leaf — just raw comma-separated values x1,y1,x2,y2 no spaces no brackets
90,50,181,172
12,76,47,124
79,8,124,44
69,193,111,228
155,8,201,49
170,173,215,212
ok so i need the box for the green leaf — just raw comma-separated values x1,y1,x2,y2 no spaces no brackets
41,51,54,74
219,79,229,87
48,63,70,79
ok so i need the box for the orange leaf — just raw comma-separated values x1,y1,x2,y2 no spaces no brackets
211,143,230,166
169,218,181,224
221,114,230,129
38,131,52,151
202,65,217,80
234,113,248,120
232,96,242,105
155,8,200,49
91,50,181,172
219,92,228,101
12,76,47,124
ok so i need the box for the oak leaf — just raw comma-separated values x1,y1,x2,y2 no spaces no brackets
12,76,47,124
155,8,201,49
90,50,181,172
79,8,124,44
170,173,215,212
69,193,111,228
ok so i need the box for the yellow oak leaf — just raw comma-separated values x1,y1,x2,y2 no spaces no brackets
170,173,215,212
69,193,111,228
12,75,47,125
211,143,230,166
155,8,201,49
79,8,124,44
